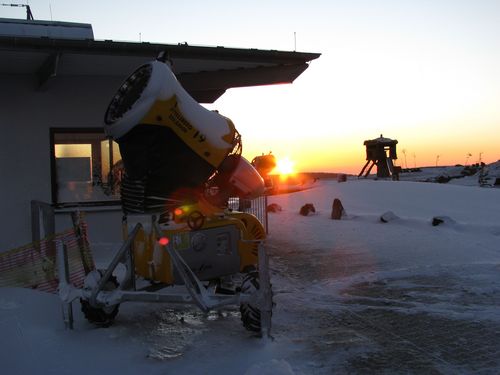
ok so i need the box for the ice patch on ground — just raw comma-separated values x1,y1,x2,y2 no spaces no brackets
0,299,19,310
244,359,296,375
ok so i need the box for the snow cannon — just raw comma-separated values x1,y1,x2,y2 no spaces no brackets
104,59,264,213
73,57,273,336
251,153,277,189
251,153,277,178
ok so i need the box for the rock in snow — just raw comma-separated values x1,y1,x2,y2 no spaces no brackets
380,211,399,223
432,215,457,226
331,198,347,220
299,203,316,216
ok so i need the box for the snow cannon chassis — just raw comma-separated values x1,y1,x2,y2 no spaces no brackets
56,213,273,338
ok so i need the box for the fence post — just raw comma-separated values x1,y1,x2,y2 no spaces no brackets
31,200,55,242
264,195,269,234
56,240,74,330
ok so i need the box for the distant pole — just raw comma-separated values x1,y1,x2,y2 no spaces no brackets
465,153,471,166
26,4,33,20
412,153,416,168
435,155,440,167
294,32,296,51
49,3,53,21
402,149,407,169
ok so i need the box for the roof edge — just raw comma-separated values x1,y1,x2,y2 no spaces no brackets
0,34,321,63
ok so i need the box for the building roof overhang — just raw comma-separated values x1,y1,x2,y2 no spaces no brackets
0,35,320,102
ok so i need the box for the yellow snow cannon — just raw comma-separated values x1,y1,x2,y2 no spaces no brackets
251,153,277,189
77,57,273,336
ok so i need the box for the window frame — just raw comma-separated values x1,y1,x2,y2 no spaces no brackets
49,127,121,208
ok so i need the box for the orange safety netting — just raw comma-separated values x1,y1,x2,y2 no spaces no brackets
0,219,94,293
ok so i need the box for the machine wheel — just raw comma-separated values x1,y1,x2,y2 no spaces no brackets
240,267,264,333
80,270,120,327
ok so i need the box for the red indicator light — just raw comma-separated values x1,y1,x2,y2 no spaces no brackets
174,208,183,216
158,237,169,246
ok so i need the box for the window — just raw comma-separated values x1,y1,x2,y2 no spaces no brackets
50,128,123,205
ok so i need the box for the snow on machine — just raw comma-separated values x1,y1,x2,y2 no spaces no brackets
59,55,272,336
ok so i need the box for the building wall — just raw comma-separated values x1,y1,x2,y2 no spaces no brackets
0,73,125,251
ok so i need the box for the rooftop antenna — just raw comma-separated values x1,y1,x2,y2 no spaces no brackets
1,3,34,20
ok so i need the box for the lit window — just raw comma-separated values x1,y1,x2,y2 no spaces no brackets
50,129,123,205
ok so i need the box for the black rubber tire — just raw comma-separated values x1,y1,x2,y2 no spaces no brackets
240,268,263,333
80,272,120,327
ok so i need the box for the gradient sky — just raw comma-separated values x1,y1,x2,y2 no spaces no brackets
3,0,500,173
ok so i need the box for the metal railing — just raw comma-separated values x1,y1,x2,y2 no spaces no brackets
31,194,270,246
228,195,268,233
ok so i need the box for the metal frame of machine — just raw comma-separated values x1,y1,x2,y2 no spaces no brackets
57,215,273,337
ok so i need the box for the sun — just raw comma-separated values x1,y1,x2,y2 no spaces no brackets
275,157,295,176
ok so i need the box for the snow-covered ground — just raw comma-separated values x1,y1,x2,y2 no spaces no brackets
398,161,500,187
2,179,500,374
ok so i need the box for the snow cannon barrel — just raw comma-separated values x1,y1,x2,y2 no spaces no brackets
104,60,241,212
104,59,265,213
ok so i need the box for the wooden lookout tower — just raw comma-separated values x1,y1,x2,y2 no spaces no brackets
359,135,398,178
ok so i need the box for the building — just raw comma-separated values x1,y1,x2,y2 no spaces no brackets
0,17,320,250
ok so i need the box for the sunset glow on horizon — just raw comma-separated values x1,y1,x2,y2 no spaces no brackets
273,157,296,176
9,0,500,174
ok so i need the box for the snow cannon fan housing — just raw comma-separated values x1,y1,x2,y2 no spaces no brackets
210,154,266,203
104,60,263,213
